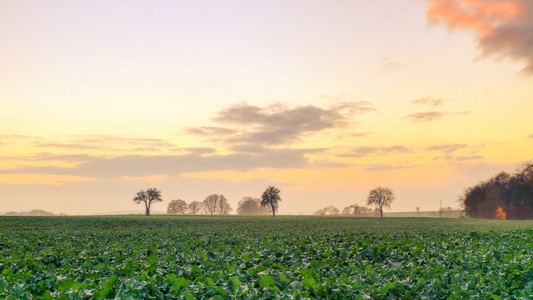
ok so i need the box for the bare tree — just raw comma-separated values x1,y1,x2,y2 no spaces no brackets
167,199,188,215
314,205,340,215
237,197,265,215
341,206,353,215
261,186,281,217
314,208,326,215
203,194,232,215
133,188,163,216
367,186,395,218
188,201,203,215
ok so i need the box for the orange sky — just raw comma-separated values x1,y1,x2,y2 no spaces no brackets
1,0,532,215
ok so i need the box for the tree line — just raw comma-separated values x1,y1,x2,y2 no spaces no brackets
461,163,533,220
133,186,282,217
314,186,395,218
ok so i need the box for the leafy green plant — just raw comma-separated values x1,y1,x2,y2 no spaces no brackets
0,216,532,298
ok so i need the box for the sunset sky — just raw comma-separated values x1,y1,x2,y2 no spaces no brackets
1,0,532,215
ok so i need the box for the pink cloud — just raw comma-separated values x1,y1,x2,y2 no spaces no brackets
426,0,533,74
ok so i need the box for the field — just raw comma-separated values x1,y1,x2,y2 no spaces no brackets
1,216,533,299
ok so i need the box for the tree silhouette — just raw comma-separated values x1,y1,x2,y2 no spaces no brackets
261,186,281,217
133,188,163,216
188,201,203,215
367,186,395,218
167,199,188,215
203,194,232,215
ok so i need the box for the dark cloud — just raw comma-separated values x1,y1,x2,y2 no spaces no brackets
404,111,467,122
337,146,412,158
412,96,446,106
426,0,533,74
188,101,375,146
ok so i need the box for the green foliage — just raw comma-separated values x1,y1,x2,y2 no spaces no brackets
1,216,533,298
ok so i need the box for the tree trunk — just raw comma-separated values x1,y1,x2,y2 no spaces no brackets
380,206,383,218
271,203,275,217
145,201,150,216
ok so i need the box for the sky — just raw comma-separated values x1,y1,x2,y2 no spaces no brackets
1,0,532,215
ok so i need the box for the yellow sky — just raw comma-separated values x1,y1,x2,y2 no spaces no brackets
1,0,532,215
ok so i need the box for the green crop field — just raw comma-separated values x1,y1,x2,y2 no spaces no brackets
1,216,533,299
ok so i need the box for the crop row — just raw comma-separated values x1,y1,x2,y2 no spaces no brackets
1,216,532,298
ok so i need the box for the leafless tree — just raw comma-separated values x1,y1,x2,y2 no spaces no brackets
203,194,232,215
167,199,188,215
367,186,395,218
188,201,203,215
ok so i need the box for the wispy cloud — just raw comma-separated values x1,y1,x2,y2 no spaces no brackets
0,174,96,185
35,135,178,152
0,149,314,179
404,111,467,122
529,134,533,139
426,0,533,74
455,155,483,161
363,163,417,172
337,146,412,158
412,96,446,106
427,143,467,153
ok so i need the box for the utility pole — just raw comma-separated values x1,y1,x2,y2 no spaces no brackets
439,199,443,218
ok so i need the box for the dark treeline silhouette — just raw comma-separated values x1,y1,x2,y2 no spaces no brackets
461,163,533,219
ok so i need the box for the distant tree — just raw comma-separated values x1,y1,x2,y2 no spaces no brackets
133,188,163,216
314,208,326,216
237,197,265,215
416,206,420,215
203,194,232,215
367,186,395,218
342,206,353,215
167,199,188,215
261,186,281,217
314,205,340,215
188,201,203,215
329,206,340,215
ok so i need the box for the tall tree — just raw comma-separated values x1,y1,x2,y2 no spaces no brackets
188,201,203,215
261,186,281,217
133,188,163,216
167,199,188,215
203,194,232,215
367,186,395,218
